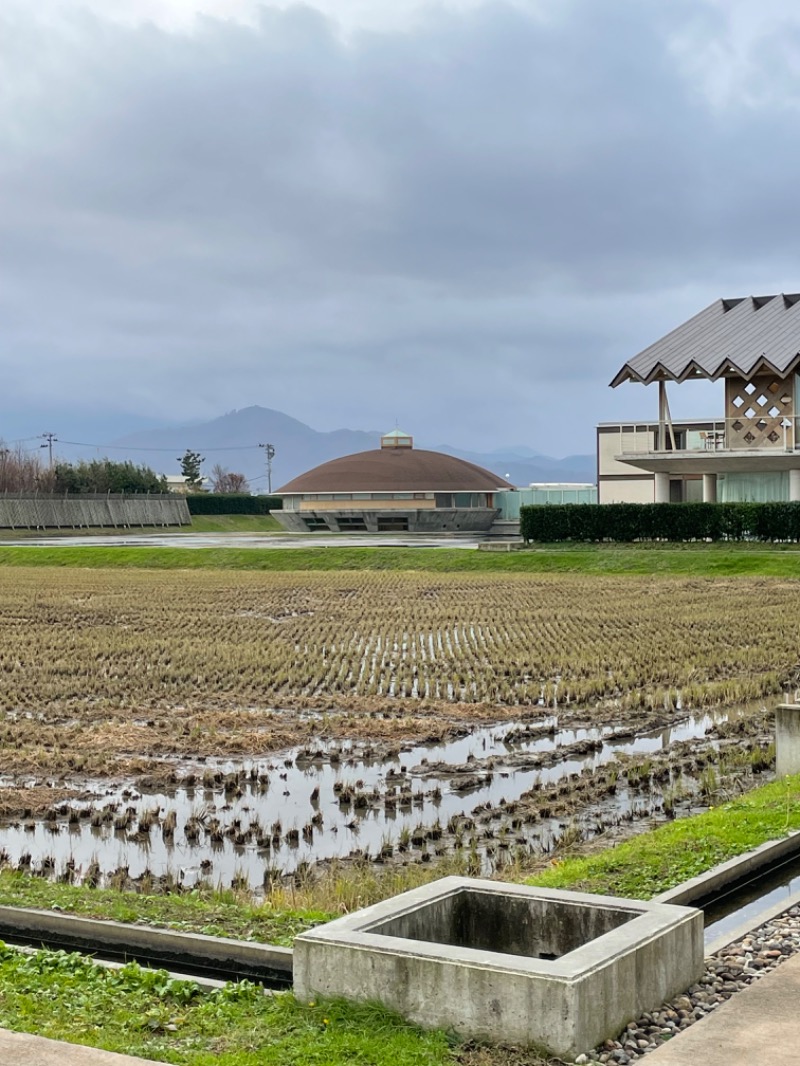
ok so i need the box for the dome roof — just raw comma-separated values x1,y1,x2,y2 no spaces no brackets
277,448,511,494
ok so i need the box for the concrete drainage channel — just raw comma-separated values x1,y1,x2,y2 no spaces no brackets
0,906,293,989
3,831,800,1058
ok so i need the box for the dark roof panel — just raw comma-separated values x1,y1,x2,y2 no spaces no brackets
611,294,800,386
277,449,511,494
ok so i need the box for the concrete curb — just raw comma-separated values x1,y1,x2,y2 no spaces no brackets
0,1029,162,1066
0,905,293,984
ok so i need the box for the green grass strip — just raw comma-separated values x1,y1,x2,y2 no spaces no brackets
186,514,283,533
0,947,456,1065
3,543,800,575
527,774,800,899
0,873,331,946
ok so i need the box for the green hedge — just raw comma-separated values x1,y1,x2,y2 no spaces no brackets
186,494,282,515
520,502,800,543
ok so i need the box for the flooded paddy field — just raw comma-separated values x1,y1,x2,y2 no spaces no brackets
0,567,790,889
0,703,775,890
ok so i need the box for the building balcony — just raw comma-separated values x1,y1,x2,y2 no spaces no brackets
607,418,800,474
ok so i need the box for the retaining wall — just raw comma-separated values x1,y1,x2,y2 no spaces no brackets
0,495,191,529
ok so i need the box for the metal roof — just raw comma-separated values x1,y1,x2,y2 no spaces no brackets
277,449,511,494
610,294,800,387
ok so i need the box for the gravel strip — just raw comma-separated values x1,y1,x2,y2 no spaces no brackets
575,905,800,1065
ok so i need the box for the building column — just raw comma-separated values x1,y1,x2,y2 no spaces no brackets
654,472,670,503
702,473,717,503
791,469,800,502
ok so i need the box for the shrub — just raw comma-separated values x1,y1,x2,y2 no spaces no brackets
185,494,282,515
519,502,800,543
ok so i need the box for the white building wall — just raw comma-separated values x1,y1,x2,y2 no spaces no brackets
598,478,655,504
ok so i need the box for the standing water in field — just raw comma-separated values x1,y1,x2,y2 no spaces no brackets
0,704,770,890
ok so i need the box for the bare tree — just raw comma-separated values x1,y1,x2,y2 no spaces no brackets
210,464,249,494
0,441,54,492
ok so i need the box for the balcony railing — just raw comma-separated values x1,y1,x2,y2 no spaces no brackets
612,417,799,457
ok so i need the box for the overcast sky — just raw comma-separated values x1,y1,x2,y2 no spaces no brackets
3,0,800,456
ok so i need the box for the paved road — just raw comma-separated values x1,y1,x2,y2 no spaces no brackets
0,532,492,550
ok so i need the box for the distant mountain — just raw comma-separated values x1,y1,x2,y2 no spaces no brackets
101,406,595,491
485,445,545,459
436,446,595,488
108,407,381,491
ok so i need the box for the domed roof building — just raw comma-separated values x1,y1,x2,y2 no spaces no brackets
275,430,511,533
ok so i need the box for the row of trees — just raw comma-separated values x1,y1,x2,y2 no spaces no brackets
53,459,166,494
0,442,251,495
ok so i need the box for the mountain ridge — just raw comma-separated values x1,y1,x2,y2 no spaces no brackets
103,406,595,490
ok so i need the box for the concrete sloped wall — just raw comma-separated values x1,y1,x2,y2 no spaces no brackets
0,495,191,529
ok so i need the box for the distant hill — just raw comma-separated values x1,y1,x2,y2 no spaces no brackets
436,447,595,488
105,406,595,490
109,407,381,491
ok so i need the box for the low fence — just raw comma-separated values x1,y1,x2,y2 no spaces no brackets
0,494,191,530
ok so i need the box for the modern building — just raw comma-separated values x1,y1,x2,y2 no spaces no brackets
598,294,800,503
274,430,511,533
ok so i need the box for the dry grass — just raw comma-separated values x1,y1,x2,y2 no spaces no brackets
0,567,796,777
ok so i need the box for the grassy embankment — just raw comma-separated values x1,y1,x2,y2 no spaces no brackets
3,541,800,574
182,514,283,533
1,775,799,1065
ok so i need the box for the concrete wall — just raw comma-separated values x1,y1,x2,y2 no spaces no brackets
0,495,191,529
274,508,498,534
294,877,704,1059
377,890,636,960
598,477,655,504
776,705,800,777
597,427,656,476
597,425,657,504
299,498,436,511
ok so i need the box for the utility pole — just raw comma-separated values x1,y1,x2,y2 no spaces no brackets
258,442,275,494
40,432,58,468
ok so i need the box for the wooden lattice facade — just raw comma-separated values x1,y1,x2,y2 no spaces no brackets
724,373,794,450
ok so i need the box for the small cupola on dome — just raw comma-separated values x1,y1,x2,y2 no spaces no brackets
381,428,413,450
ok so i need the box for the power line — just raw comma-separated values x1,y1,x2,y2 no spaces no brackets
56,439,262,454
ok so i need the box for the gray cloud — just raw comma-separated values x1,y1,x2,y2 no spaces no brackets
2,0,800,454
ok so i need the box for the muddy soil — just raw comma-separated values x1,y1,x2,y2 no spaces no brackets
0,701,775,892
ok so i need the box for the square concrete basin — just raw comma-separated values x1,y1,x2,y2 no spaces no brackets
293,876,703,1058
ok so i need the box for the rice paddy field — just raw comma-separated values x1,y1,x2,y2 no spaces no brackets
0,563,791,891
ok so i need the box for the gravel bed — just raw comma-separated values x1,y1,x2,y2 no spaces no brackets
575,905,800,1065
